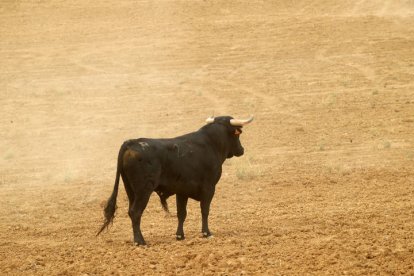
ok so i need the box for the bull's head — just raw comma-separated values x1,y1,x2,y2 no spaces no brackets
205,115,254,158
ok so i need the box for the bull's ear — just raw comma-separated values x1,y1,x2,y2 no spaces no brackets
235,129,241,135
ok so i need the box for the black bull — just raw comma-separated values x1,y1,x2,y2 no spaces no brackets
97,116,253,245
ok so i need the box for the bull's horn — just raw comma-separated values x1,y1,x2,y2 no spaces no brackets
230,115,254,126
205,116,215,124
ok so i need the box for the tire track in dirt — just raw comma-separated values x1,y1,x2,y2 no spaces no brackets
315,47,382,88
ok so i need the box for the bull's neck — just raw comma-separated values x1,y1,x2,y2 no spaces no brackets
200,124,230,164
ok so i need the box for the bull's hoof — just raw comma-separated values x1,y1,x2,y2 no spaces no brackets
133,241,147,246
176,234,185,241
202,232,213,238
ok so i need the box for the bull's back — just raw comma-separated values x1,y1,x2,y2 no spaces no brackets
119,135,220,198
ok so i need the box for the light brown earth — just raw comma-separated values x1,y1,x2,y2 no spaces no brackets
1,1,414,275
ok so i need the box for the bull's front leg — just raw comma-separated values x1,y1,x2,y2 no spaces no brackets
200,192,214,237
176,194,188,240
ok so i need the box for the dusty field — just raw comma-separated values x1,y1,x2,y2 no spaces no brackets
1,0,414,275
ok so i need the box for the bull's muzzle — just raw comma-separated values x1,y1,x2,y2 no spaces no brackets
235,147,244,157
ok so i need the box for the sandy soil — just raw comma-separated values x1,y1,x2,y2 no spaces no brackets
1,0,414,275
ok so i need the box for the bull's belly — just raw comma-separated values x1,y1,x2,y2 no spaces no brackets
157,178,202,201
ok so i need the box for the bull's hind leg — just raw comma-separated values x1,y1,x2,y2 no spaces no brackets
175,194,188,240
121,172,134,208
129,189,152,246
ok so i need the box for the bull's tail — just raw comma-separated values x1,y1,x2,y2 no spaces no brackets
97,145,125,236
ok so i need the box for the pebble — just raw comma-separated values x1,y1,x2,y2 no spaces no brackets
238,257,246,263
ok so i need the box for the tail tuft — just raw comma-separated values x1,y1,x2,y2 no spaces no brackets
97,143,125,236
97,195,118,236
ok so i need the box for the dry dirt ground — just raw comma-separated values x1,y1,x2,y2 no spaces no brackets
1,1,414,275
